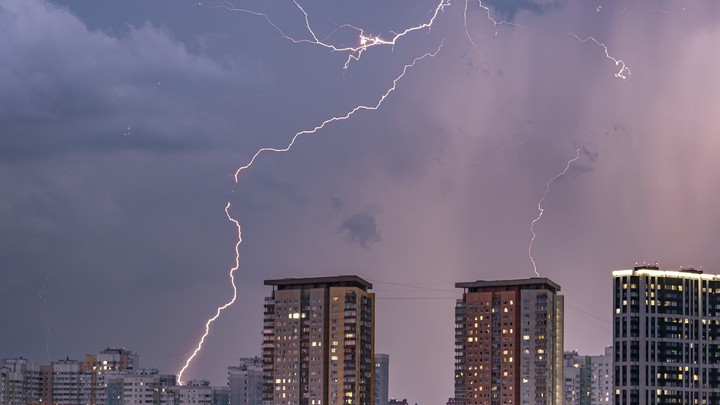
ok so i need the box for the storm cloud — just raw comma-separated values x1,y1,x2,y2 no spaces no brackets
338,212,382,248
3,0,720,404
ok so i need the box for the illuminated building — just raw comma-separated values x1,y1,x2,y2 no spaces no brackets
263,276,375,405
373,354,389,405
82,347,139,404
454,278,564,405
613,265,720,404
563,347,612,405
228,357,263,405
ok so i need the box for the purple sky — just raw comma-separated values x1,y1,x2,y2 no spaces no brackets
2,0,720,403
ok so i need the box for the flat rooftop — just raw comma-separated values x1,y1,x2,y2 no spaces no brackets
265,275,372,291
456,277,561,293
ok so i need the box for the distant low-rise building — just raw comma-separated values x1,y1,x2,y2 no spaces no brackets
212,385,230,405
0,357,43,405
106,369,177,405
170,379,213,405
228,357,263,405
374,354,389,405
563,347,612,405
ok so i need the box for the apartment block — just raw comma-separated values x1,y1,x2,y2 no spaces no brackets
373,354,389,405
106,369,177,405
613,265,720,404
170,379,214,405
563,347,612,405
229,357,263,405
263,276,375,405
0,357,42,405
454,278,564,405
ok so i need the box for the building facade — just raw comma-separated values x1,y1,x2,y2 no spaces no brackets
0,358,43,405
373,354,389,405
83,347,139,404
454,278,564,405
170,379,214,405
106,369,177,405
613,266,720,404
263,276,375,405
0,348,140,405
563,347,612,405
564,352,589,405
229,357,264,405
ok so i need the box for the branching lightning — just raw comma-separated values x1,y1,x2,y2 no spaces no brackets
568,33,631,79
233,44,443,182
177,203,241,385
38,274,52,362
463,0,489,71
528,148,581,277
178,0,624,381
178,2,445,380
213,0,449,70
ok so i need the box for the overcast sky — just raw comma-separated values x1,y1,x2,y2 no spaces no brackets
2,0,720,403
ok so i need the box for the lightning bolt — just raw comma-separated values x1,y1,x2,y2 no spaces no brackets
528,148,581,277
568,33,631,79
463,0,489,71
177,29,444,382
233,44,443,182
212,0,449,70
38,274,52,362
177,202,241,385
177,0,616,381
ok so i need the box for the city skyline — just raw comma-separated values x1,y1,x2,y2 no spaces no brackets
4,268,720,404
3,1,720,404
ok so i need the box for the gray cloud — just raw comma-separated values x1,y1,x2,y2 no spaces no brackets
330,196,345,212
338,212,382,248
481,0,563,20
3,1,720,404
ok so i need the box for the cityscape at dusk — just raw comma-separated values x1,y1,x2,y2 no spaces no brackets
3,0,720,404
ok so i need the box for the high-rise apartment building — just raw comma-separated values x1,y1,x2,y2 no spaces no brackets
454,278,564,405
613,265,720,404
263,276,375,405
373,354,389,405
229,357,264,405
563,347,612,405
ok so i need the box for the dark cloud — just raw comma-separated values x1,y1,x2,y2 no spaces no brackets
338,212,382,248
3,1,720,404
481,0,563,20
330,196,345,212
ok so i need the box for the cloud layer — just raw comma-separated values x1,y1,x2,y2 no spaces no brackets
2,0,720,403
